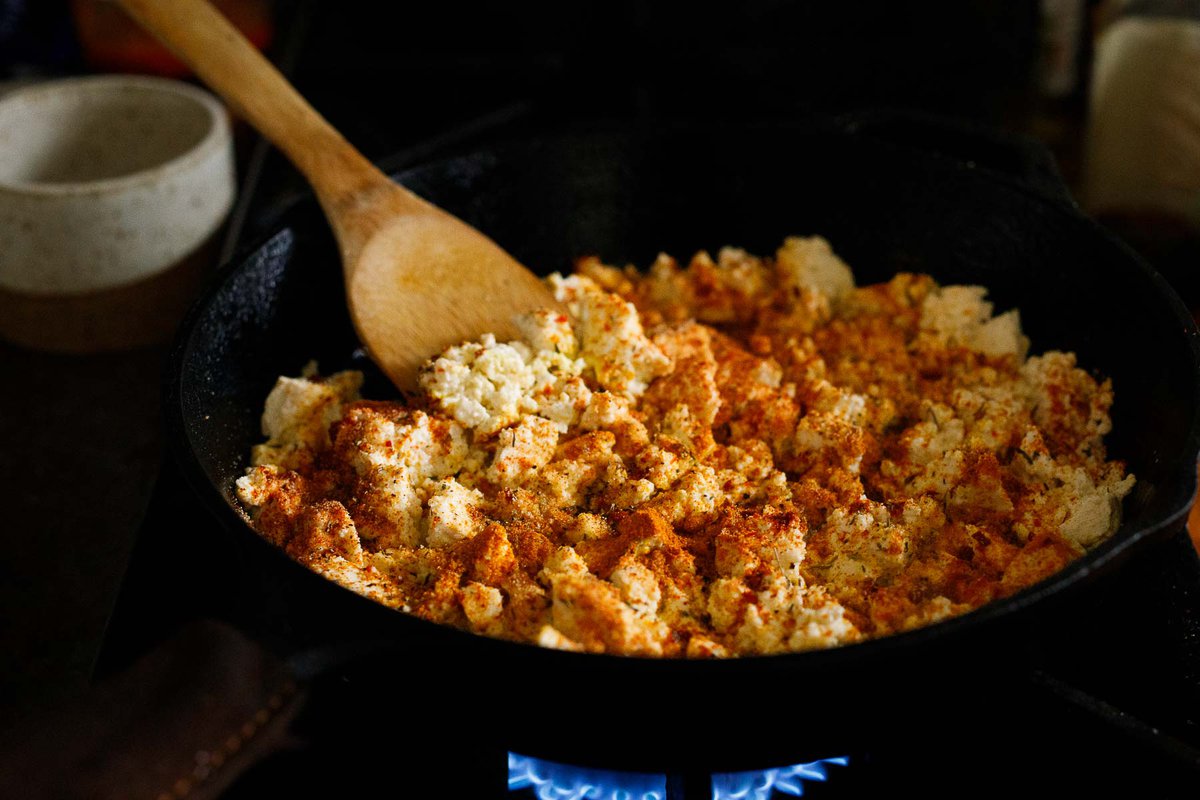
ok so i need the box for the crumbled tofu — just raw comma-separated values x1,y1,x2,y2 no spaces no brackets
610,560,662,615
239,237,1132,657
460,582,504,631
424,478,486,549
251,369,362,469
815,502,910,582
536,625,584,652
235,464,283,509
487,415,560,487
305,554,396,607
743,580,858,654
776,236,856,305
535,431,620,508
548,570,670,656
516,309,578,356
564,513,612,544
714,510,808,585
549,273,671,397
420,333,585,435
540,545,590,581
919,285,1029,358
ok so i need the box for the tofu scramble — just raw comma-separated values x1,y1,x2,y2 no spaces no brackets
236,237,1134,657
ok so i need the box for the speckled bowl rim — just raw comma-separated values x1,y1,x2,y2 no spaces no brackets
0,74,231,198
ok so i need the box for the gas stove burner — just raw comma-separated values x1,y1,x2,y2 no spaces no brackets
507,753,849,800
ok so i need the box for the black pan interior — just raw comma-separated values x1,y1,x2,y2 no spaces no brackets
168,122,1200,767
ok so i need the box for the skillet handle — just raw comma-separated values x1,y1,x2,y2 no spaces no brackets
838,109,1077,208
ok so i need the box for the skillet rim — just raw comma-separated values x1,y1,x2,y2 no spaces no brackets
163,125,1200,671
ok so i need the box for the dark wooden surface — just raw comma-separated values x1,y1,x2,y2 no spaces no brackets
0,341,167,714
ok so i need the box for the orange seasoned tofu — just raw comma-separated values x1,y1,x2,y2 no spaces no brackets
237,238,1133,656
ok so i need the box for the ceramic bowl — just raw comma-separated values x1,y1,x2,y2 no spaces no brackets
0,74,235,352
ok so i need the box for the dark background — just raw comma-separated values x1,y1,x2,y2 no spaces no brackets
0,0,1182,726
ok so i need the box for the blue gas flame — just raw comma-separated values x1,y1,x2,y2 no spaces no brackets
712,757,849,799
508,753,666,800
508,753,848,800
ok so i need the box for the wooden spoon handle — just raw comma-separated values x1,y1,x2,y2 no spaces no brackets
115,0,417,221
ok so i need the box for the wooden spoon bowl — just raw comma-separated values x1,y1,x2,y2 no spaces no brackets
117,0,556,391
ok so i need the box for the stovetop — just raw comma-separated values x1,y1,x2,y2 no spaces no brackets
98,3,1200,796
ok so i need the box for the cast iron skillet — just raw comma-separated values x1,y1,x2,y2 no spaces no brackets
167,116,1200,769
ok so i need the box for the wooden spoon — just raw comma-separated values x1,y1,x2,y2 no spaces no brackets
117,0,556,391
